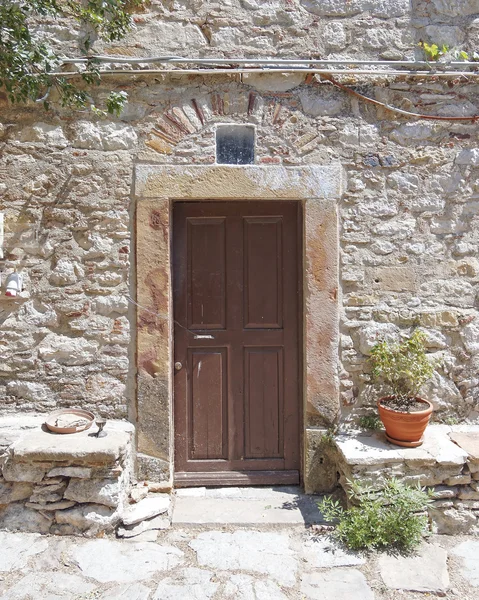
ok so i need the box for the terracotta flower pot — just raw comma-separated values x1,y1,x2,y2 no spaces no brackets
377,396,433,448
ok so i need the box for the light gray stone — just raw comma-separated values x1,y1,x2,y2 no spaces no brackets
379,544,449,592
37,334,99,365
64,478,121,508
452,540,479,586
117,514,170,538
299,88,344,117
242,73,305,92
72,539,183,582
429,507,477,534
122,495,170,526
18,122,69,147
55,503,119,533
0,531,49,572
301,570,374,600
302,538,366,568
0,481,34,503
300,0,409,17
100,583,151,600
47,466,92,478
0,504,51,534
152,568,218,600
190,531,297,587
30,480,67,503
461,322,479,355
26,500,76,511
1,572,96,600
2,461,48,483
223,574,289,600
11,428,130,463
357,322,399,355
432,0,479,15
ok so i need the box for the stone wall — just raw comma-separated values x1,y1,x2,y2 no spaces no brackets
333,425,479,534
1,0,479,474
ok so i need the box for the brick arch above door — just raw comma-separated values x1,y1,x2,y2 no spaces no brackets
143,89,323,159
134,164,343,493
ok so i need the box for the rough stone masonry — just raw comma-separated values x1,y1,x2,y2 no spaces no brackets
1,0,479,514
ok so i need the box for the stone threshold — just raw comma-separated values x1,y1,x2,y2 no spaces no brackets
331,424,479,535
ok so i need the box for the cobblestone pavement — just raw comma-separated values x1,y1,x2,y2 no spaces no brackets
0,527,478,599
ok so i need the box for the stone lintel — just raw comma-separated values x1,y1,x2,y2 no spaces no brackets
135,164,344,200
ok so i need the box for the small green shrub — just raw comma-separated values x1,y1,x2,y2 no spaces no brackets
369,329,435,410
319,478,432,553
358,415,382,430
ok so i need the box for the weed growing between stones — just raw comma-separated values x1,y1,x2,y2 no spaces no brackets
319,478,433,553
358,415,383,430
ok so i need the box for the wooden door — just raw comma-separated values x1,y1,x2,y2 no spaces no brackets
173,201,301,486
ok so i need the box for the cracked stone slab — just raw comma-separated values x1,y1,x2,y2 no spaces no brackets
301,569,374,600
302,538,366,568
152,568,218,600
379,543,449,592
99,583,152,599
72,539,183,583
189,530,297,587
223,574,289,600
0,531,49,572
1,571,96,600
452,540,479,586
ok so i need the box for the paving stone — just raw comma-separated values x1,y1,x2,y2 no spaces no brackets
190,530,297,587
0,531,49,572
152,568,218,599
100,583,151,599
1,571,96,600
300,569,374,600
123,530,159,542
302,538,366,568
223,574,289,600
452,540,479,586
122,496,170,526
72,539,183,583
379,543,449,592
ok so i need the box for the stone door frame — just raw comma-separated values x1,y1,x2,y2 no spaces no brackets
134,164,343,492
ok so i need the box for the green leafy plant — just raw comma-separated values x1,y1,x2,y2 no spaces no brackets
369,330,435,411
418,41,449,61
0,0,142,114
319,478,432,552
358,415,383,431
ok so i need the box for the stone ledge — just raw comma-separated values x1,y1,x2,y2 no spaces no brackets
332,424,479,535
0,414,135,536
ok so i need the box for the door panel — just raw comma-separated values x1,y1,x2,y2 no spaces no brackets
189,348,228,460
174,201,301,486
243,217,283,329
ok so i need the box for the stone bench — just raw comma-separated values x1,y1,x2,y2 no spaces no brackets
331,424,479,535
0,414,134,536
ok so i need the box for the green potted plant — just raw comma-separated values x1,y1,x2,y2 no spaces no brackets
370,329,435,447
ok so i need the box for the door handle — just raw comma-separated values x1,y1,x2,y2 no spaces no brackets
174,362,183,371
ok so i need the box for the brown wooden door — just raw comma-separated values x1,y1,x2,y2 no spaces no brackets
173,201,301,486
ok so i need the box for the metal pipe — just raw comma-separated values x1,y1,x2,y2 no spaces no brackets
62,55,479,70
50,67,479,77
